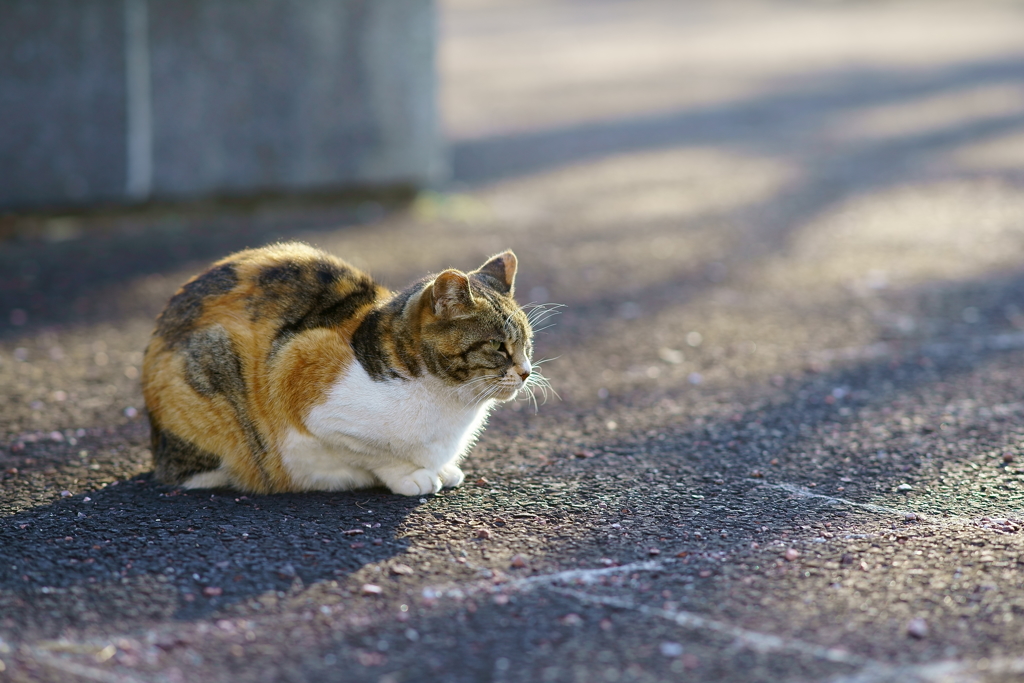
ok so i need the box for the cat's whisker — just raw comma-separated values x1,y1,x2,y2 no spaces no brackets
522,301,565,312
526,309,562,326
528,382,546,407
447,374,502,400
524,371,559,404
475,383,504,408
525,302,565,314
525,313,561,330
524,307,565,321
527,387,539,412
515,380,539,412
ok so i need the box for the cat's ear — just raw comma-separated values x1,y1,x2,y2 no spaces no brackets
473,250,517,294
430,269,474,318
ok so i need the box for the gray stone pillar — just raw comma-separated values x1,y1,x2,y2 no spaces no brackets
0,0,445,210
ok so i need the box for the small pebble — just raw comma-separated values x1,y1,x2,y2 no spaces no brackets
203,586,223,597
361,584,383,596
1003,453,1014,464
903,512,918,522
559,613,582,626
474,477,490,486
896,483,913,493
648,548,661,556
60,490,72,498
907,618,928,639
391,564,414,576
476,529,492,539
510,554,528,569
784,548,799,562
660,642,684,658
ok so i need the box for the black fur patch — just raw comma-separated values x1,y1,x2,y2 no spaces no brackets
249,258,380,354
155,263,238,347
151,422,222,485
351,285,425,381
184,326,246,399
182,325,271,486
351,310,403,381
275,277,378,343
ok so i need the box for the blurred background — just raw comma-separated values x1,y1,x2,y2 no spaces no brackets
3,0,1024,443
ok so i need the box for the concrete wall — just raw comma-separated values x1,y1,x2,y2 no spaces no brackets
0,0,444,210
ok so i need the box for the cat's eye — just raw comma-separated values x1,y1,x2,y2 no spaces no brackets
487,340,504,352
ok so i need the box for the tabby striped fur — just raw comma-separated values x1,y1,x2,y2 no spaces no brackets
141,242,535,496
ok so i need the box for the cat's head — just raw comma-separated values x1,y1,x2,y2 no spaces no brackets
418,251,535,403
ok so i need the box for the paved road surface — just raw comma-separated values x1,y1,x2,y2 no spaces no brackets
4,1,1024,681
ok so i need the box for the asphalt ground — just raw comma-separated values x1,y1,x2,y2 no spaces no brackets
4,1,1024,681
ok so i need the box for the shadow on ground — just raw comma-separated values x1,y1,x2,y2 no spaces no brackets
0,476,417,634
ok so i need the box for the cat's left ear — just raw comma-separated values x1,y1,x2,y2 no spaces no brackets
473,250,518,294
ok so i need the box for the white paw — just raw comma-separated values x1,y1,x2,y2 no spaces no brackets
439,463,465,489
387,468,442,497
440,462,468,489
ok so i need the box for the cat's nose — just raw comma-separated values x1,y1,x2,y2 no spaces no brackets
517,360,531,381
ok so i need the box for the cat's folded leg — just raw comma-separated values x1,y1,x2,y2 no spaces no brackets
438,462,465,489
374,464,442,497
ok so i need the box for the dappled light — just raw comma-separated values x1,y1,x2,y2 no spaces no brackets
5,1,1024,681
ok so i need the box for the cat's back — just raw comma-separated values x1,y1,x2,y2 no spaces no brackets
150,242,383,352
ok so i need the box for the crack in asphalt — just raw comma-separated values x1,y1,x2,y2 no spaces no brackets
766,481,1024,533
550,589,867,665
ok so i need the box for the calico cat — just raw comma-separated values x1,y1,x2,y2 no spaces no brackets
141,242,539,496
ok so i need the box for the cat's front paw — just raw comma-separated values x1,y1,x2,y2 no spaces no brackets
439,463,465,489
386,468,442,497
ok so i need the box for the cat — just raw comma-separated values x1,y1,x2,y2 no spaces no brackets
141,242,540,496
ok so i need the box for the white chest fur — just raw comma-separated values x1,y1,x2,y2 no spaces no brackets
280,362,494,494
